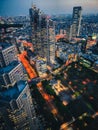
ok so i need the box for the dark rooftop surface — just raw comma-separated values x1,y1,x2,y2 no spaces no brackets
0,61,20,74
0,42,13,51
27,50,36,57
0,80,27,102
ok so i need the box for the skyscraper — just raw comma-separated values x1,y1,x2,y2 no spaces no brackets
0,42,17,67
46,19,56,64
70,6,82,39
0,81,37,130
0,42,24,88
29,5,56,64
0,42,42,130
29,5,44,57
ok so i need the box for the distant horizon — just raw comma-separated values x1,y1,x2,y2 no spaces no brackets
1,13,98,18
0,11,98,17
0,0,98,16
0,13,98,18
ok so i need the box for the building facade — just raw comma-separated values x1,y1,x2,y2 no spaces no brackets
46,19,56,64
0,61,24,88
36,59,47,76
70,6,82,39
0,42,17,67
0,81,38,130
0,42,43,130
29,5,42,56
0,42,25,89
29,5,56,64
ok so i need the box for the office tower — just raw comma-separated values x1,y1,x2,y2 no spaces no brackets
0,61,25,88
29,5,47,58
29,5,42,56
29,5,56,64
0,81,38,130
48,42,56,64
0,42,17,67
0,42,24,88
0,42,42,130
69,25,73,41
70,6,82,39
46,19,56,64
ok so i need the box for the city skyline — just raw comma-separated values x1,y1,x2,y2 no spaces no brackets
0,0,98,16
0,0,98,129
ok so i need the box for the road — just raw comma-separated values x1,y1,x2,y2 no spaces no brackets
18,51,37,79
37,82,63,122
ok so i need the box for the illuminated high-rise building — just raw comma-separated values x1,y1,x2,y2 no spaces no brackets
0,81,38,130
70,6,82,39
29,5,46,57
29,5,56,64
46,19,56,64
0,42,17,67
0,42,43,130
0,42,25,88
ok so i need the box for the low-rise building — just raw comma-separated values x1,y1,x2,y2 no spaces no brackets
36,60,47,77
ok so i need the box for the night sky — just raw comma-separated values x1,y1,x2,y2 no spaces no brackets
0,0,98,16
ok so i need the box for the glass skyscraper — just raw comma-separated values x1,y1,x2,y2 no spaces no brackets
70,6,82,39
29,5,56,64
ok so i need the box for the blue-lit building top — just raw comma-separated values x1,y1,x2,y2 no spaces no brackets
0,80,27,102
0,42,12,50
0,42,17,67
0,61,20,74
0,61,24,88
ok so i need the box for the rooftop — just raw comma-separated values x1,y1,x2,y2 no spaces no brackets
0,42,13,51
95,60,98,64
83,53,98,62
0,61,21,74
0,80,27,102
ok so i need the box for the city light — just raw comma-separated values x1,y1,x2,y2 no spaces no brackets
0,1,98,130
